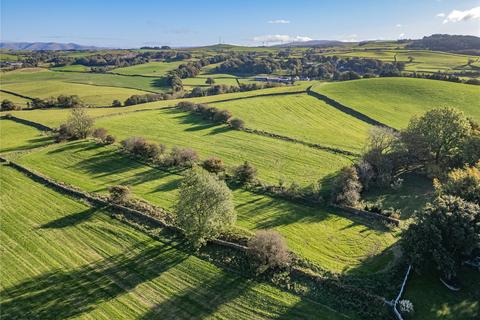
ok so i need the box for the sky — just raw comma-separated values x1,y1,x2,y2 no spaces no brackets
1,0,479,48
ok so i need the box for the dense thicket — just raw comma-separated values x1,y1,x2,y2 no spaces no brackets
407,34,480,53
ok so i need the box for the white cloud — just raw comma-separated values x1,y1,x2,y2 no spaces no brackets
341,34,358,42
437,13,445,18
442,6,480,23
267,19,290,24
253,34,312,43
396,24,403,27
398,33,406,39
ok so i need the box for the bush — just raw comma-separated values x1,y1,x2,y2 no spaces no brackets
165,146,198,167
177,101,197,111
233,161,257,185
120,136,164,160
92,127,108,142
229,118,245,130
112,99,122,107
331,166,363,206
55,124,71,142
201,157,225,174
104,135,116,144
108,185,131,203
1,99,20,111
248,230,290,273
175,168,235,247
213,109,232,123
434,162,480,205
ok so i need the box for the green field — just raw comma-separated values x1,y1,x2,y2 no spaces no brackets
50,64,91,72
1,80,152,106
0,68,169,93
211,93,371,153
312,78,480,128
0,90,31,107
0,163,348,319
113,61,184,76
0,119,53,153
12,140,396,273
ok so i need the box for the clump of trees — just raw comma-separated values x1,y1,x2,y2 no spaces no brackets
402,196,480,283
175,168,236,248
434,162,480,205
248,230,291,273
31,95,84,109
176,102,234,125
233,161,257,185
92,127,115,144
56,107,94,141
1,99,21,111
164,146,199,167
120,137,166,161
201,157,225,174
188,82,284,98
331,166,363,206
124,93,172,106
229,118,245,130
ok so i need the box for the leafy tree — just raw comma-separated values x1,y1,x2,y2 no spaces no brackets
175,168,235,247
112,99,122,107
92,127,108,142
229,118,245,129
248,230,290,273
331,166,363,206
205,77,215,85
65,107,94,139
402,107,472,174
201,157,225,174
434,162,480,205
108,185,131,203
402,195,480,282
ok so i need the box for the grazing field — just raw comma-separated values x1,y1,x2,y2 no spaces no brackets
404,268,479,320
94,108,353,186
0,119,53,153
325,49,480,74
50,64,91,72
312,78,480,128
1,80,151,106
211,93,371,153
0,90,31,107
112,61,184,76
13,140,396,273
0,163,348,320
0,68,169,93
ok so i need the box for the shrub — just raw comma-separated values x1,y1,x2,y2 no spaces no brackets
165,146,198,167
434,162,480,205
229,118,245,130
108,185,131,203
233,161,257,185
331,166,363,206
104,135,116,144
248,230,290,273
175,168,235,248
120,136,164,160
112,99,122,107
177,101,197,111
201,157,225,174
55,124,71,142
213,109,232,123
92,127,108,142
1,99,20,111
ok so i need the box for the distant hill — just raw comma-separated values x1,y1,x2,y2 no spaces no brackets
0,42,102,51
275,40,346,48
407,34,480,55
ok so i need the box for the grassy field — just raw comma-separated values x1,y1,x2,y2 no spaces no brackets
211,93,371,153
50,64,91,72
0,163,348,319
12,140,396,273
404,268,479,320
94,108,353,186
312,78,480,128
112,61,184,76
0,119,53,153
0,68,169,93
1,80,151,106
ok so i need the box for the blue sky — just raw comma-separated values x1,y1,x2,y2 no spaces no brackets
1,0,479,47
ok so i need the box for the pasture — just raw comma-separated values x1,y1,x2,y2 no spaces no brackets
0,119,53,153
12,140,396,273
112,61,184,76
0,90,31,107
312,77,480,128
0,163,347,319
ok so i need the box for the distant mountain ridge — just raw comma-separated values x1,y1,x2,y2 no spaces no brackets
0,42,102,51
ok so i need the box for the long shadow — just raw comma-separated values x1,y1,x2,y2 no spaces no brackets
150,77,168,88
40,207,99,229
0,242,190,320
164,108,220,132
139,272,253,319
73,148,145,177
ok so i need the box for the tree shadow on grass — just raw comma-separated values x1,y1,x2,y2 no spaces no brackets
0,242,190,320
139,272,254,320
73,149,145,178
40,207,100,229
150,77,168,89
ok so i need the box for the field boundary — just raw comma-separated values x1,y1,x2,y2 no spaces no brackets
0,115,53,131
306,87,396,130
0,89,35,101
334,205,401,226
